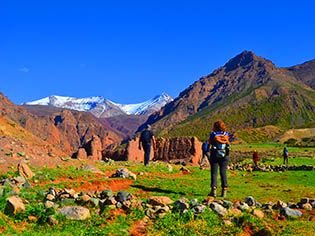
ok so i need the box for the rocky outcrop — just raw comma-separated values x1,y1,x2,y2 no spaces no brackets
84,135,103,160
123,137,201,165
17,161,34,179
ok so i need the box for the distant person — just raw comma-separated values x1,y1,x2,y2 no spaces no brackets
138,125,156,166
200,140,210,168
283,147,289,165
252,150,259,167
208,120,231,198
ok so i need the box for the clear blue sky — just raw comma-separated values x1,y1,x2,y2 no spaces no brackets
1,0,314,104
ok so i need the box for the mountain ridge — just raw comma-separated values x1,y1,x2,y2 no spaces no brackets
25,93,173,118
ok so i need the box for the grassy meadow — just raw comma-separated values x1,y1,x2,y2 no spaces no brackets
0,145,315,235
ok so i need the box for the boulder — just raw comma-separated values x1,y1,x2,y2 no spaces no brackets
252,209,265,219
245,196,256,207
75,148,87,159
58,206,91,220
210,202,228,216
174,198,190,212
280,207,302,218
148,196,174,206
17,161,34,179
5,196,25,215
302,203,313,211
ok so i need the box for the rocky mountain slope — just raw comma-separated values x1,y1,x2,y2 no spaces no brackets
0,93,123,156
25,93,173,118
141,51,315,142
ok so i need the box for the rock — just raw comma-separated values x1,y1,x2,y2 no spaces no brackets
13,176,26,187
228,208,243,217
167,164,173,172
105,197,118,206
75,148,87,159
116,202,123,208
28,215,38,222
45,200,55,209
17,161,34,179
174,198,190,212
5,196,25,215
148,196,174,206
210,202,228,216
222,200,233,209
84,135,103,160
280,207,302,218
48,215,59,225
46,194,55,201
245,196,256,207
300,198,309,204
203,197,215,206
275,200,287,209
116,191,132,203
100,190,114,199
190,199,199,207
223,220,233,226
180,166,191,174
192,204,206,214
112,168,136,180
302,203,313,211
58,206,91,220
238,202,250,212
89,198,100,208
252,209,265,219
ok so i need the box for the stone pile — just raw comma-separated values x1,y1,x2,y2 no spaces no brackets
229,163,315,172
110,168,137,180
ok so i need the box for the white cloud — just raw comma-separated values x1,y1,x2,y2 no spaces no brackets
18,66,30,73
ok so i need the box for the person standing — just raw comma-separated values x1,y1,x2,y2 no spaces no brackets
283,147,289,165
138,125,156,166
252,150,259,167
199,140,210,168
208,120,231,198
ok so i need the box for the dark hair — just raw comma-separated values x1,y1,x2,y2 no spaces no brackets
213,120,227,132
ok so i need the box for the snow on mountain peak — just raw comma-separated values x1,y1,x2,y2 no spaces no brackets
25,93,173,117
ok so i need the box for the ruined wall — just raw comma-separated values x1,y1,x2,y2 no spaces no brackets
125,136,202,165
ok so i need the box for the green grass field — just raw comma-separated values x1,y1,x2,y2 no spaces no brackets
1,155,315,235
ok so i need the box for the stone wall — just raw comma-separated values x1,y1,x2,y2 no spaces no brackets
125,136,202,165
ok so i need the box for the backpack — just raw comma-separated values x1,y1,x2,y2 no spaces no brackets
140,130,153,144
210,131,230,158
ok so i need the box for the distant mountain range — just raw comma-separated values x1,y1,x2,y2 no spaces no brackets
25,93,173,118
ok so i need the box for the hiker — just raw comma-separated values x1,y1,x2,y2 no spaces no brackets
138,125,156,166
283,147,289,165
200,140,210,168
252,150,259,167
208,120,231,198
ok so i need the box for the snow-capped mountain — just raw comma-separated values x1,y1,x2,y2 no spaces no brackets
25,93,173,118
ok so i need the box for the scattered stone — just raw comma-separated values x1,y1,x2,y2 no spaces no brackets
238,202,250,212
116,191,132,203
210,202,228,216
28,215,38,222
58,206,91,220
275,200,287,209
166,164,173,172
203,197,215,206
192,204,206,214
5,196,26,215
148,196,174,206
223,219,233,226
302,203,313,211
46,194,55,201
180,166,191,174
48,215,59,225
17,161,34,179
100,190,114,199
44,201,55,209
111,168,137,180
174,198,190,212
89,198,100,208
252,209,265,219
222,200,233,209
81,164,104,175
245,196,256,207
280,207,302,218
300,198,309,204
228,208,243,217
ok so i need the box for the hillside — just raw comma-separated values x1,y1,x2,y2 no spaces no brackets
141,51,315,142
0,93,123,155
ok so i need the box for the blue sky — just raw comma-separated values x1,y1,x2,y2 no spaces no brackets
1,0,314,104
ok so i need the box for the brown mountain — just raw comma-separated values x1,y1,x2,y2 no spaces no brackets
288,59,315,89
141,51,315,142
0,93,123,155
